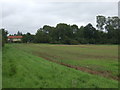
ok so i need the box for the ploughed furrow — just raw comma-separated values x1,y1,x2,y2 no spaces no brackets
33,52,119,81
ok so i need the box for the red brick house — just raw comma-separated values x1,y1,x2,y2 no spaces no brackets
8,36,23,42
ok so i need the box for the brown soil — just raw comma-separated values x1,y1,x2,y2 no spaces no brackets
35,52,119,81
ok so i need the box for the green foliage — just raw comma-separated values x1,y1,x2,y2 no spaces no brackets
33,16,119,45
35,28,52,43
0,28,8,47
96,15,106,31
22,32,35,43
63,38,79,45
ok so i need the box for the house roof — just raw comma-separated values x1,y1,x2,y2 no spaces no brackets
8,36,23,39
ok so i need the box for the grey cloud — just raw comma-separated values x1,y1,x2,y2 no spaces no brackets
1,0,118,34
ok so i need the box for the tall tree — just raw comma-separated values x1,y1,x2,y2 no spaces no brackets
55,23,73,43
96,15,106,31
84,23,97,44
35,28,51,43
105,16,120,43
22,32,34,43
0,28,8,47
43,25,56,43
71,24,79,34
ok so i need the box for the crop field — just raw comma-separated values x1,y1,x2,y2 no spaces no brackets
2,44,119,88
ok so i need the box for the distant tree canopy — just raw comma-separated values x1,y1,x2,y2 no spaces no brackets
4,15,120,45
33,15,119,44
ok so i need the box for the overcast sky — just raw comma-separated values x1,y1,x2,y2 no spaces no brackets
0,0,119,34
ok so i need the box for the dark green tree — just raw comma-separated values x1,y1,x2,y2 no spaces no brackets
43,25,56,43
84,23,97,44
96,15,106,31
22,32,34,43
0,28,8,47
17,31,22,36
35,28,51,43
55,23,74,44
105,16,120,43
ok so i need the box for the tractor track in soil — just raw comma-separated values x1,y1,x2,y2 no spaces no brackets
35,53,119,81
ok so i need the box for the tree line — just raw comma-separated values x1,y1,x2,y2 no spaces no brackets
1,15,120,46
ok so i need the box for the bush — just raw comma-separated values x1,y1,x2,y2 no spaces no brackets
69,40,79,45
77,38,88,44
63,39,79,45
